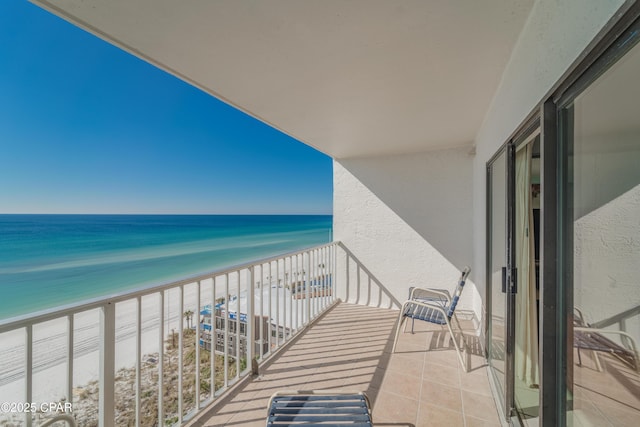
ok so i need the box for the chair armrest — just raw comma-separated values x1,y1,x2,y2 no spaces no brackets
403,299,449,316
574,327,639,354
410,287,451,304
573,307,587,326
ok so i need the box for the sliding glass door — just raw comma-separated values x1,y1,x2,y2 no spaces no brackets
487,6,640,426
487,143,516,419
559,35,640,427
488,125,541,424
513,132,541,422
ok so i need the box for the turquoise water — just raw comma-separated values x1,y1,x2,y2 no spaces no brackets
0,214,332,319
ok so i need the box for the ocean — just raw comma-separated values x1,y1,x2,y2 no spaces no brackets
0,214,332,320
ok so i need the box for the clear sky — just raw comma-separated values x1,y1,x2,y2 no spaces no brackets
0,2,333,215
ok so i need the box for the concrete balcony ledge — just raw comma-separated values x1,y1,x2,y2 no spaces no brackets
187,302,500,427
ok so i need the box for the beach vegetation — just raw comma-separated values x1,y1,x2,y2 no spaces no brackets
67,327,239,426
183,310,194,329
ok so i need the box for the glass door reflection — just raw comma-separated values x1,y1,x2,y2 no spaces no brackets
488,149,508,413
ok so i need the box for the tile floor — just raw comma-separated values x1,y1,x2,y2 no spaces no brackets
571,349,640,427
187,302,502,427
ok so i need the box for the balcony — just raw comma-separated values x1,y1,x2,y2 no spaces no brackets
190,302,498,427
0,242,498,426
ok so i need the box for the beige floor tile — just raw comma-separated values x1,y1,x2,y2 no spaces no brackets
597,399,640,426
422,347,462,369
422,359,460,386
372,390,419,423
460,368,492,396
386,353,425,377
465,414,502,426
417,403,464,427
380,370,422,398
224,403,266,426
569,401,612,427
421,379,462,412
200,412,233,426
302,373,347,390
461,390,501,423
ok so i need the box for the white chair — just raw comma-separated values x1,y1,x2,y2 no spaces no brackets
392,266,471,372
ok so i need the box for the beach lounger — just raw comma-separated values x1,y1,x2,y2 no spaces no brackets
266,390,372,426
392,266,471,372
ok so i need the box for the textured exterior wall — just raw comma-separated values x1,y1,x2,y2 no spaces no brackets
472,0,626,316
333,147,475,314
573,97,640,342
575,184,640,341
331,0,629,324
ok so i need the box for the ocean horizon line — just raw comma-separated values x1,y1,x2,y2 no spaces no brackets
0,213,333,216
0,214,333,319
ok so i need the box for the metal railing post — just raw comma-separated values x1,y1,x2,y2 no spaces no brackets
268,261,272,353
178,287,184,424
135,297,142,427
25,325,33,427
246,267,254,371
210,277,216,396
66,315,74,412
259,265,264,359
295,255,300,331
275,260,280,347
158,291,164,427
99,302,116,427
306,251,311,325
345,250,350,303
224,274,229,387
195,281,201,409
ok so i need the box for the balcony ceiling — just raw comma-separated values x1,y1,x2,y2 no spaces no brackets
33,0,534,159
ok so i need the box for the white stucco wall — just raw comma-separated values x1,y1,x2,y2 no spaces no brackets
574,184,640,342
331,0,630,330
472,0,627,317
333,147,475,316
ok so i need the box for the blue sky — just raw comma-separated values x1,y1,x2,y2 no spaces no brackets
0,2,332,215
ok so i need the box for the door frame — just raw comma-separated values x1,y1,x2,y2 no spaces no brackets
485,140,516,420
486,117,540,422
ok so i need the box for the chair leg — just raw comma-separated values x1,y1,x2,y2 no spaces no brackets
593,350,603,372
392,309,407,353
452,313,469,355
452,312,464,333
577,348,583,366
445,319,467,372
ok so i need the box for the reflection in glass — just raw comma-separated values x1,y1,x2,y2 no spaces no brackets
569,41,640,426
489,151,507,400
514,138,540,420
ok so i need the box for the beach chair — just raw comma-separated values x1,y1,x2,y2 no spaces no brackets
392,266,471,372
574,307,639,372
266,390,372,426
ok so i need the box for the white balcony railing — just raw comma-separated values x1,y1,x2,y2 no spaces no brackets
0,241,401,427
0,242,345,427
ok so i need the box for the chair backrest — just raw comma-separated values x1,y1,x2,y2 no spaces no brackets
446,266,471,318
